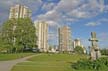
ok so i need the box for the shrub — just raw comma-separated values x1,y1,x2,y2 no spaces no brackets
72,57,108,71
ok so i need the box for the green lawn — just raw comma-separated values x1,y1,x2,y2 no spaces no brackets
12,53,87,71
0,53,34,61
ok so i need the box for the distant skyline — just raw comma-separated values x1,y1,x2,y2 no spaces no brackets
0,0,108,49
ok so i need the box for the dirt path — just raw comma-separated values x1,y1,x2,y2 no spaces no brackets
0,54,40,71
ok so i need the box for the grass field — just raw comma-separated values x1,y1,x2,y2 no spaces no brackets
0,53,34,61
11,53,87,71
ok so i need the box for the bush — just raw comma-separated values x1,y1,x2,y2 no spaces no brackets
100,49,108,55
72,57,108,71
74,46,84,54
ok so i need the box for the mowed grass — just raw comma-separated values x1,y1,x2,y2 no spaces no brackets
12,53,87,71
0,53,34,61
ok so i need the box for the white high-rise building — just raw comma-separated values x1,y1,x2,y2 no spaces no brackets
34,21,48,52
9,4,31,19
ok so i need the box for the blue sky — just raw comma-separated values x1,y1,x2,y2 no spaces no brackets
0,0,108,49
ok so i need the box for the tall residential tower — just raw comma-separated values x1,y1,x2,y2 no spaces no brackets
58,26,72,52
34,21,48,52
9,4,31,19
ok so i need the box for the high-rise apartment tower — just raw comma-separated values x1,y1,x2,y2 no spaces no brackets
34,21,48,52
9,4,31,19
58,26,72,52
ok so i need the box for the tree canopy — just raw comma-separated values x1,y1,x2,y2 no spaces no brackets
0,18,37,53
74,46,84,54
100,48,108,55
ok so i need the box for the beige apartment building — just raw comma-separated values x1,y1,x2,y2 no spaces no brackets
9,4,31,19
58,26,72,52
34,21,48,52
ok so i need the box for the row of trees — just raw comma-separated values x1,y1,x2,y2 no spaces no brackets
100,49,108,55
0,18,37,53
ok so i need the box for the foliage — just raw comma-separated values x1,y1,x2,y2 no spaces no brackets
72,57,108,71
0,18,37,53
74,46,84,54
100,49,108,55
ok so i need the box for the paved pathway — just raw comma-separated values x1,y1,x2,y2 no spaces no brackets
0,54,40,71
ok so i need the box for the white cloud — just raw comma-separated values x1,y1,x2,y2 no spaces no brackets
85,22,101,27
36,10,65,26
0,0,107,46
38,10,62,21
35,0,106,26
0,0,106,25
55,0,80,12
41,2,56,11
34,0,106,44
46,21,60,27
85,18,108,27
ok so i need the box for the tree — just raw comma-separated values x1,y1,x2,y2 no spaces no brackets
100,49,108,55
0,18,37,53
0,19,15,53
74,46,84,54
